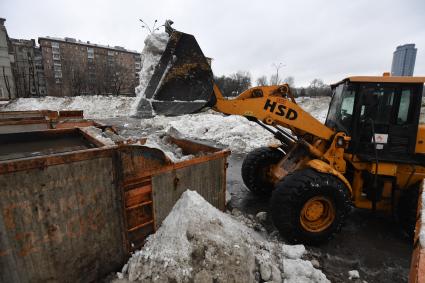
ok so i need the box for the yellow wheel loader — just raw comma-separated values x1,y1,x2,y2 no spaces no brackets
140,30,425,244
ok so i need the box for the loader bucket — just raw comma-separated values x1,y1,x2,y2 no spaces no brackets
137,30,215,116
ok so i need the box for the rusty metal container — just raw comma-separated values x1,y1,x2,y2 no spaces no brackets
0,127,230,283
0,110,100,134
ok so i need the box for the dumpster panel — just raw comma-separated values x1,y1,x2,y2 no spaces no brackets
151,157,226,229
0,156,126,283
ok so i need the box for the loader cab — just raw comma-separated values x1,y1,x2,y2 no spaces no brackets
326,76,425,163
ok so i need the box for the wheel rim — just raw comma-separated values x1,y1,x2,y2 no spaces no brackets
300,196,335,232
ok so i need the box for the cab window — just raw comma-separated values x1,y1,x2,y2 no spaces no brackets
397,89,411,125
359,84,395,124
339,89,355,131
325,83,355,133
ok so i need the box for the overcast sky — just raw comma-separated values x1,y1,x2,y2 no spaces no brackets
1,0,424,86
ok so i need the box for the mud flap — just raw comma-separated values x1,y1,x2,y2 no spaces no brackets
136,31,214,117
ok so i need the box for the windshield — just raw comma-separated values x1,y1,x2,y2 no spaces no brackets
325,83,356,133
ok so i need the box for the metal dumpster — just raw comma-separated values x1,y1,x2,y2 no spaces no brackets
0,127,230,283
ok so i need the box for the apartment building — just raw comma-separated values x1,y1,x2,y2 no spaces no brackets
38,36,141,96
9,38,47,97
0,18,16,100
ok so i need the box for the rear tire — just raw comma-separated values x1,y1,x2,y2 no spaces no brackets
241,147,284,196
271,168,351,245
397,183,420,240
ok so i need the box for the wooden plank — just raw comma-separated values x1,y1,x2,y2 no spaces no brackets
128,220,154,232
124,186,152,208
126,202,154,230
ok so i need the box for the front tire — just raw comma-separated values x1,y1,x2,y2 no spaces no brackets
271,168,351,245
241,147,284,196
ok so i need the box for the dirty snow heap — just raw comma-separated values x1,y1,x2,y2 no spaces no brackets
131,32,169,118
118,190,329,283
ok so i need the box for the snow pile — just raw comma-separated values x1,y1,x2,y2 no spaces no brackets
0,95,332,153
0,95,330,124
141,97,331,153
118,190,329,283
420,182,425,247
80,126,121,146
132,33,169,117
141,112,279,153
143,135,196,162
295,96,331,123
0,95,135,119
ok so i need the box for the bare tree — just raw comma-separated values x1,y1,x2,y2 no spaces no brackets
306,78,331,97
93,58,135,96
71,66,88,96
215,71,251,97
256,76,268,86
298,87,307,97
109,63,134,95
62,58,88,96
283,76,295,88
270,62,285,85
27,56,39,96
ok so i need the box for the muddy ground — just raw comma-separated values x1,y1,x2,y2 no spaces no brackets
227,153,412,283
102,117,412,283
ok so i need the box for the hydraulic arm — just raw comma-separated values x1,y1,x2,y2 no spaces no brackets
212,83,334,141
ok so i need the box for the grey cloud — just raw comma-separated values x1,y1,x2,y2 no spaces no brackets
1,0,424,86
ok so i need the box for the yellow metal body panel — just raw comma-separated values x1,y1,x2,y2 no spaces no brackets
346,153,425,189
416,124,425,154
369,162,398,176
345,154,425,212
321,132,350,173
213,84,334,140
395,164,425,189
331,75,425,87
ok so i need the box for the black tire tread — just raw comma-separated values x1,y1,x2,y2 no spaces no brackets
241,147,284,196
271,168,351,245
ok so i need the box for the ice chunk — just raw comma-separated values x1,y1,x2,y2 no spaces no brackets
282,244,306,259
348,270,360,280
132,33,169,117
